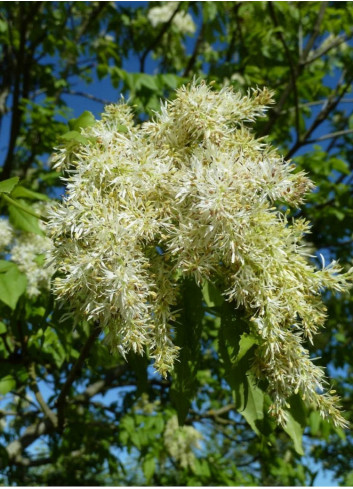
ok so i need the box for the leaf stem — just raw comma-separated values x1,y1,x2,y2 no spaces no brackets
2,193,49,222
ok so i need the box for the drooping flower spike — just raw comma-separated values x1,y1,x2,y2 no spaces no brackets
49,81,352,428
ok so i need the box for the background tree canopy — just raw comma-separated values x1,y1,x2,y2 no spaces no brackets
0,1,353,486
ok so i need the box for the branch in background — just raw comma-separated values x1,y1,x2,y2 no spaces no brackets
268,2,300,141
260,2,328,137
1,6,27,181
286,71,353,158
12,456,52,468
28,363,58,427
299,2,328,62
140,2,182,73
6,418,55,465
63,89,112,106
183,14,204,78
55,324,101,429
6,363,128,465
302,29,353,67
306,128,353,144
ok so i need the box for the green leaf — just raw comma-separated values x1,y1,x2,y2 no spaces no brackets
139,74,160,92
11,186,49,201
171,278,204,425
0,260,17,273
218,307,264,434
143,454,155,482
60,130,89,144
9,200,44,235
0,375,16,395
161,74,181,90
0,322,6,334
236,333,258,363
127,351,148,396
0,177,19,194
202,280,224,307
0,266,27,310
68,111,95,131
284,412,304,456
236,373,264,435
331,158,350,175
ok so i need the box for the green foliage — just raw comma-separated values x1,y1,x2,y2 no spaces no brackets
0,265,27,310
0,177,19,194
0,1,353,486
171,279,204,425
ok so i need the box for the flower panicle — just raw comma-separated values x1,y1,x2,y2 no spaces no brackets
48,81,353,429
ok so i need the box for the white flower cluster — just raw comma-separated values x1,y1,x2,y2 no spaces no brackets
0,211,53,298
11,233,53,297
164,415,202,469
49,81,352,427
148,2,195,35
0,218,13,251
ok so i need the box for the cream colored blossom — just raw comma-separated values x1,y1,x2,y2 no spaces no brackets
48,81,353,428
164,415,202,469
148,2,195,34
0,218,13,251
10,203,54,297
11,233,53,297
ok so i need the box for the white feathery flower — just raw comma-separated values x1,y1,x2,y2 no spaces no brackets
164,415,202,469
48,81,353,428
0,218,13,251
148,2,195,34
10,202,54,297
11,233,54,297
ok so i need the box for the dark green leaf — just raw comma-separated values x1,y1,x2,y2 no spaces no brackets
171,278,204,425
0,375,16,394
68,111,95,131
0,260,17,273
0,266,27,310
11,186,49,201
9,200,44,235
60,130,89,144
0,177,19,194
143,454,156,482
284,412,304,456
202,280,224,307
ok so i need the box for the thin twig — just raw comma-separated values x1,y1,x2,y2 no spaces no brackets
56,324,101,429
286,71,353,158
139,2,182,73
268,2,300,140
28,363,58,427
306,128,353,143
2,193,48,222
63,89,112,106
302,30,353,66
260,2,327,137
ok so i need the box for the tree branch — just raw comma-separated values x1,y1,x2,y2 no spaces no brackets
285,72,353,158
268,2,300,140
140,2,182,73
6,363,127,465
306,128,353,144
28,363,58,427
56,324,101,429
302,29,353,67
183,17,204,78
299,2,328,62
260,2,328,137
63,89,112,106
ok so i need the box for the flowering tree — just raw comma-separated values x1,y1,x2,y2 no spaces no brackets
1,2,353,486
